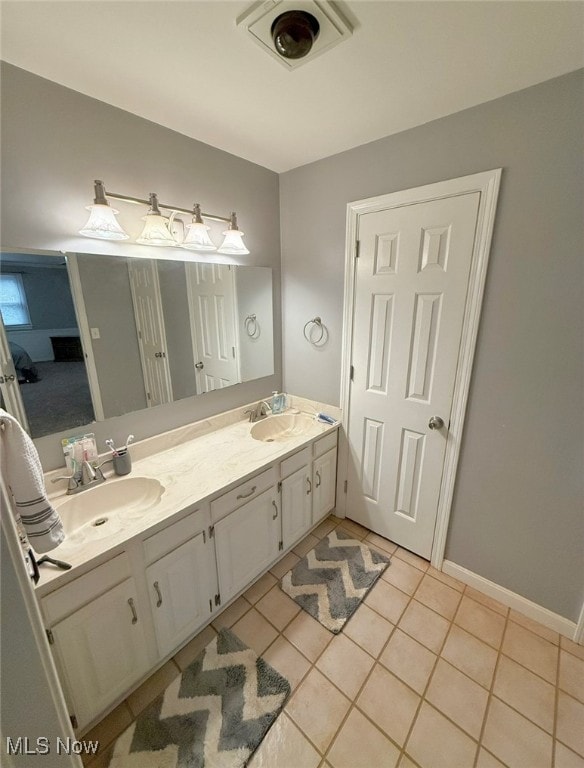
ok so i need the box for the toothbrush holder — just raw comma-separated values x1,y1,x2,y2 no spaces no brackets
112,450,132,476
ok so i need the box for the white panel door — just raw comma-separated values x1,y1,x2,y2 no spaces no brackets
146,532,213,658
128,260,173,407
214,487,280,605
313,447,338,523
51,578,150,730
186,263,239,393
347,192,480,558
281,465,312,549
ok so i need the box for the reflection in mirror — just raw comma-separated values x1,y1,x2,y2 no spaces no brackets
0,251,274,440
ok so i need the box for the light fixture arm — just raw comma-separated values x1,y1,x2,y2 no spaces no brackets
95,181,232,223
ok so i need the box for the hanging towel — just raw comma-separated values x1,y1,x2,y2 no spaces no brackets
0,408,65,553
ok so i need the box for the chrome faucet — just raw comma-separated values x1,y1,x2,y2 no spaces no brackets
52,460,106,495
245,400,272,423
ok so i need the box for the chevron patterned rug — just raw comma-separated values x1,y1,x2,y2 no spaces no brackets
107,628,290,768
281,528,391,633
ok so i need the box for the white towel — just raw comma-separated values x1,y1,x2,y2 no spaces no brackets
0,408,65,553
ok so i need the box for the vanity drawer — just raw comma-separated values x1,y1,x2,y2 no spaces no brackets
143,505,209,564
313,430,338,459
211,467,276,523
42,553,130,625
280,446,311,479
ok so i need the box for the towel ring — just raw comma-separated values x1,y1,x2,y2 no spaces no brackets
303,317,328,347
244,314,260,339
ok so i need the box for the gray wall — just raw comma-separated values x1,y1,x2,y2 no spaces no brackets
280,70,584,622
235,267,275,382
1,264,77,331
0,63,282,469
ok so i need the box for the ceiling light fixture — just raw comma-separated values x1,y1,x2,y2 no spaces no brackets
79,180,249,255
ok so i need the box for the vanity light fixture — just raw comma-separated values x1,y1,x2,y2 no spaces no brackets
79,180,249,254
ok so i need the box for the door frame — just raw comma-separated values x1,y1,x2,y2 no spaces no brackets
338,169,501,569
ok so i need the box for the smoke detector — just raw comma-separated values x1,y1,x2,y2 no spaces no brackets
237,0,353,70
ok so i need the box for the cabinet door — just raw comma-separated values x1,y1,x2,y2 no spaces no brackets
146,531,213,658
313,447,338,524
281,465,312,550
51,578,150,730
214,487,280,605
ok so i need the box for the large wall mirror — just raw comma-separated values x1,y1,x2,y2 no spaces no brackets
0,251,274,439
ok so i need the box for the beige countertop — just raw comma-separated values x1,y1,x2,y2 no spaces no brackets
37,396,340,595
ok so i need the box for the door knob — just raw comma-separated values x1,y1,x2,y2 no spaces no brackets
428,416,445,430
195,361,204,370
0,374,15,383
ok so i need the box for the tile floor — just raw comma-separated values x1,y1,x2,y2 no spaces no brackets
83,515,584,768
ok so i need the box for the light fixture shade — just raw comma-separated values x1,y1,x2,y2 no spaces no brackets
218,228,249,255
136,213,177,247
79,203,129,240
181,222,217,252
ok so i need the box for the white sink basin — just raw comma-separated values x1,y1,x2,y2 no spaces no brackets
250,413,324,443
55,476,165,542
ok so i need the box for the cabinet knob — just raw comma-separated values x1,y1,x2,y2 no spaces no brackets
306,477,312,495
272,500,279,520
315,470,322,488
128,597,138,625
153,581,163,608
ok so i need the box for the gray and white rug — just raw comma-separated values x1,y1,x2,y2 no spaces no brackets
281,528,390,633
107,628,290,768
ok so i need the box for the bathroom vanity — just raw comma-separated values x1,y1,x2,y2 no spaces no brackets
36,399,340,733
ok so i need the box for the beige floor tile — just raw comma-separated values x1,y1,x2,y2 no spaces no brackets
231,607,279,656
312,518,337,539
397,757,419,768
316,633,374,699
256,584,301,630
381,557,424,596
561,636,584,661
262,636,311,692
83,702,133,753
493,655,555,733
427,565,465,592
126,661,180,718
557,692,584,757
364,578,410,624
344,603,394,658
293,533,319,558
502,620,558,683
560,649,584,703
244,571,277,604
555,742,584,768
357,664,420,747
327,707,400,768
283,609,333,661
414,574,462,620
393,547,429,572
211,595,251,630
476,749,507,768
509,609,559,644
364,531,398,555
379,628,436,695
464,586,509,616
405,702,477,768
173,625,217,671
440,624,498,689
455,595,506,649
338,517,370,539
270,551,300,579
398,599,450,654
426,658,488,739
286,668,350,753
482,697,553,768
247,712,320,768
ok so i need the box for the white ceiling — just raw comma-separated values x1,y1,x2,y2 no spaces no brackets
1,1,582,172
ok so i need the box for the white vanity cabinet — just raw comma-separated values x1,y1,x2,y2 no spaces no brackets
143,507,216,659
42,556,150,731
213,486,281,606
280,447,312,550
312,447,338,523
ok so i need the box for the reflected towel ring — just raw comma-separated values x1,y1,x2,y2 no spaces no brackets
303,317,328,346
244,314,260,339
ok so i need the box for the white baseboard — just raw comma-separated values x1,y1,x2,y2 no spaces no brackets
442,560,580,642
